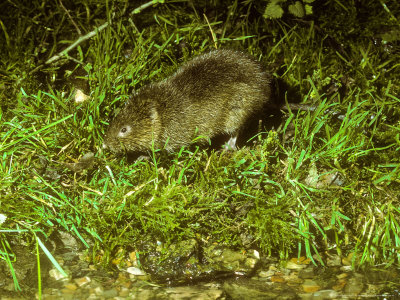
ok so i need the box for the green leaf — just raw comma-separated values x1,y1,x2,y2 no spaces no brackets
289,1,305,18
264,2,284,19
305,4,313,15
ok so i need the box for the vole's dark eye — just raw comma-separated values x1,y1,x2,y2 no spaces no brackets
120,127,127,133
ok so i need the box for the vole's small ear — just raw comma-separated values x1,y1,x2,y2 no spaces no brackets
112,107,121,117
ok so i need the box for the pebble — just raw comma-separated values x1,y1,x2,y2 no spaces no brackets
344,274,364,296
5,249,398,300
271,275,286,283
313,289,338,299
74,276,91,287
302,279,321,293
102,288,118,298
286,260,308,270
327,254,341,267
258,269,275,278
299,267,315,279
126,266,147,275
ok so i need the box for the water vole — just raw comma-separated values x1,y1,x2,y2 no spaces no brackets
103,49,272,153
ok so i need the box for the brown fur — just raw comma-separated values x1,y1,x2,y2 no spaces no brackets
103,49,272,153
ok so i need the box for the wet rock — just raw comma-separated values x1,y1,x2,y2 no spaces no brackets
326,254,341,267
92,284,104,296
74,276,91,287
271,274,286,283
312,289,338,299
284,272,304,285
344,273,364,296
141,240,260,283
286,260,307,270
166,286,223,300
302,279,321,293
102,288,118,298
63,282,78,291
141,238,201,282
223,278,298,300
258,269,275,278
286,257,310,270
119,286,131,297
299,267,315,279
336,273,348,280
332,278,347,291
130,284,223,300
204,246,258,273
341,253,354,266
49,268,69,281
339,265,352,272
126,266,147,275
58,231,80,251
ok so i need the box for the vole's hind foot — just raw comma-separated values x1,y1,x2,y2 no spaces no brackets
224,136,238,150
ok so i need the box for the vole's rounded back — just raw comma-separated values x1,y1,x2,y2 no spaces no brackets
103,49,272,153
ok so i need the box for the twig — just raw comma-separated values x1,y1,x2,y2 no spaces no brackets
30,0,163,74
131,0,161,15
45,21,109,65
59,0,82,35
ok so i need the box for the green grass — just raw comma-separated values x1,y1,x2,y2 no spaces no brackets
1,0,400,293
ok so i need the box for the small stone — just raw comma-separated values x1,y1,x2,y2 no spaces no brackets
49,268,68,281
332,279,347,291
302,279,321,293
271,275,285,283
313,289,338,300
290,256,309,264
63,283,77,291
327,254,341,267
74,89,90,103
93,286,104,295
284,273,304,285
298,293,313,300
61,288,76,295
342,253,354,266
299,267,315,279
344,274,364,296
286,261,307,270
244,257,258,269
59,294,75,300
102,288,119,298
74,276,91,287
250,249,260,259
119,287,131,297
336,273,348,279
269,265,278,271
340,265,352,272
88,264,97,270
258,270,275,278
126,266,146,275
